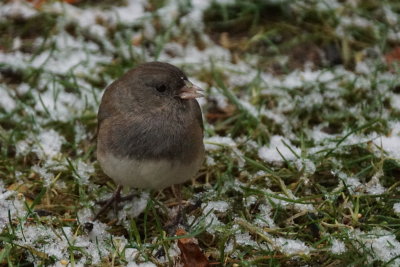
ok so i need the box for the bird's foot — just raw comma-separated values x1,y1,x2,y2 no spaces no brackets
163,199,202,236
164,206,185,236
93,185,137,220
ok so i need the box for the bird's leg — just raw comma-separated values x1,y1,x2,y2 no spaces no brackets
175,184,183,215
171,184,185,220
119,193,137,202
165,184,186,235
171,184,182,206
95,190,136,205
94,185,123,220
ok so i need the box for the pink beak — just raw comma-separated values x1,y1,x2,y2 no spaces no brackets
179,80,204,99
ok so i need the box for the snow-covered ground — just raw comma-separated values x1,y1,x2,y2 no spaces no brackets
1,0,400,266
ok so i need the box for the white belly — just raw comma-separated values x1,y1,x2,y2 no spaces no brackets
97,152,201,190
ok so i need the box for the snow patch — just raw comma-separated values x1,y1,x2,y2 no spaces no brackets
0,181,26,231
352,228,400,266
393,203,400,214
205,136,236,151
258,136,301,163
0,85,17,113
273,237,312,255
0,0,37,20
330,239,346,255
32,129,65,160
373,127,400,160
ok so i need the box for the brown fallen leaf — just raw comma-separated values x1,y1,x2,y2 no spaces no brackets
176,228,210,267
385,47,400,71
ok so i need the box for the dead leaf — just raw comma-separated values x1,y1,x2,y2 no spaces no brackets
176,228,210,267
385,47,400,71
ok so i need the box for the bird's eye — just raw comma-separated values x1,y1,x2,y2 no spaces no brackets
156,84,167,93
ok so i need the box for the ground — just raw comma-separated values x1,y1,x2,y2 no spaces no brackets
1,0,400,266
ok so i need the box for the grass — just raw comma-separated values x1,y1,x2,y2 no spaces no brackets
1,0,400,266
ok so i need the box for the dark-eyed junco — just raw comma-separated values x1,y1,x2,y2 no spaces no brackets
95,62,204,218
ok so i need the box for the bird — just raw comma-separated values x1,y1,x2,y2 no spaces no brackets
94,62,205,219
